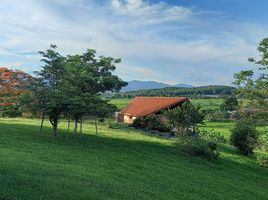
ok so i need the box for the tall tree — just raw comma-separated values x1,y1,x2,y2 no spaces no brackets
234,38,268,119
35,44,67,136
64,50,127,133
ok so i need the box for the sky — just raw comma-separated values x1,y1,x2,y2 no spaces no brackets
0,0,267,86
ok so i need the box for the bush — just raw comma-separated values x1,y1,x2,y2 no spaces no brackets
257,155,268,168
230,122,259,156
146,115,160,130
0,104,22,117
132,118,144,129
258,129,268,151
132,115,171,132
198,128,229,144
177,136,219,161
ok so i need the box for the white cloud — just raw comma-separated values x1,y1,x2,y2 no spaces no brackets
0,0,267,85
111,0,192,24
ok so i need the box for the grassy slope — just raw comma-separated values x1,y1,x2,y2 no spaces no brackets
1,118,268,200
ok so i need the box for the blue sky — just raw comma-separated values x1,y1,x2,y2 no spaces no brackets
0,0,267,86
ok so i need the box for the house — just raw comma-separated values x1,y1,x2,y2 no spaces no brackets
115,96,189,123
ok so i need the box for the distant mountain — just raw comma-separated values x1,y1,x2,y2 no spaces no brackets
173,83,193,88
121,80,193,92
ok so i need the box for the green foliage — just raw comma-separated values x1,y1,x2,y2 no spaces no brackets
234,38,268,114
132,115,171,132
22,45,126,135
258,128,268,151
198,128,229,144
220,96,238,112
230,122,259,155
132,117,144,129
176,136,219,161
0,104,21,117
207,110,229,121
165,102,205,135
146,115,161,130
257,155,268,168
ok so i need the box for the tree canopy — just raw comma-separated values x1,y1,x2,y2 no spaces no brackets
234,38,268,113
22,45,127,136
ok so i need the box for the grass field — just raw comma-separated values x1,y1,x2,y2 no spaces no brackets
1,118,268,200
110,98,224,110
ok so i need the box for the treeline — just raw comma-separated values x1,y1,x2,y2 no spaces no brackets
112,85,235,98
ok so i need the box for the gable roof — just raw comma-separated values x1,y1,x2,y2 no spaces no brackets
119,96,189,117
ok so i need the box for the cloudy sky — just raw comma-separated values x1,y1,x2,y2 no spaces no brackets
0,0,267,86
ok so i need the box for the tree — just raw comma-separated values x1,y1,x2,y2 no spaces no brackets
31,44,67,136
24,45,127,136
220,96,238,112
234,38,268,116
165,102,205,136
0,67,31,117
64,50,127,133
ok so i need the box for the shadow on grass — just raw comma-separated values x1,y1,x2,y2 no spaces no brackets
0,121,266,174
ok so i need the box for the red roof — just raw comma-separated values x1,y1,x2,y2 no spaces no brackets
119,96,189,117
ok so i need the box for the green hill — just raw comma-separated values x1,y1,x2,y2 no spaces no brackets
0,118,267,200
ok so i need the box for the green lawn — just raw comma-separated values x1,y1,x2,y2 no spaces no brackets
0,118,268,200
110,98,131,109
200,121,235,137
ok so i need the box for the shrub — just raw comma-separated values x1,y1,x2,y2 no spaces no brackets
258,129,268,151
257,155,268,168
177,136,219,161
230,122,259,156
133,115,171,132
146,115,160,130
198,128,229,144
132,118,144,129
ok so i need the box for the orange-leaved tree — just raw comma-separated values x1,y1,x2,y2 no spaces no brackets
0,67,31,116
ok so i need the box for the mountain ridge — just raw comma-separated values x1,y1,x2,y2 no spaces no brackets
121,80,193,92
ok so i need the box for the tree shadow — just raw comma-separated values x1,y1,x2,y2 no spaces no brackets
1,121,267,175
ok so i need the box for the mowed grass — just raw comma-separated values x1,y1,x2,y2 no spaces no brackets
1,118,268,200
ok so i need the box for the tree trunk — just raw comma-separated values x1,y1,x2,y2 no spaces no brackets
39,111,45,134
49,115,59,137
80,119,83,134
53,124,58,136
74,119,78,134
67,115,71,133
94,117,98,134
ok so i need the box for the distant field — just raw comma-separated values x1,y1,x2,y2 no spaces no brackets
110,98,131,109
110,98,224,110
0,118,268,200
200,121,235,137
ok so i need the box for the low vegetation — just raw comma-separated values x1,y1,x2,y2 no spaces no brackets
230,122,259,155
